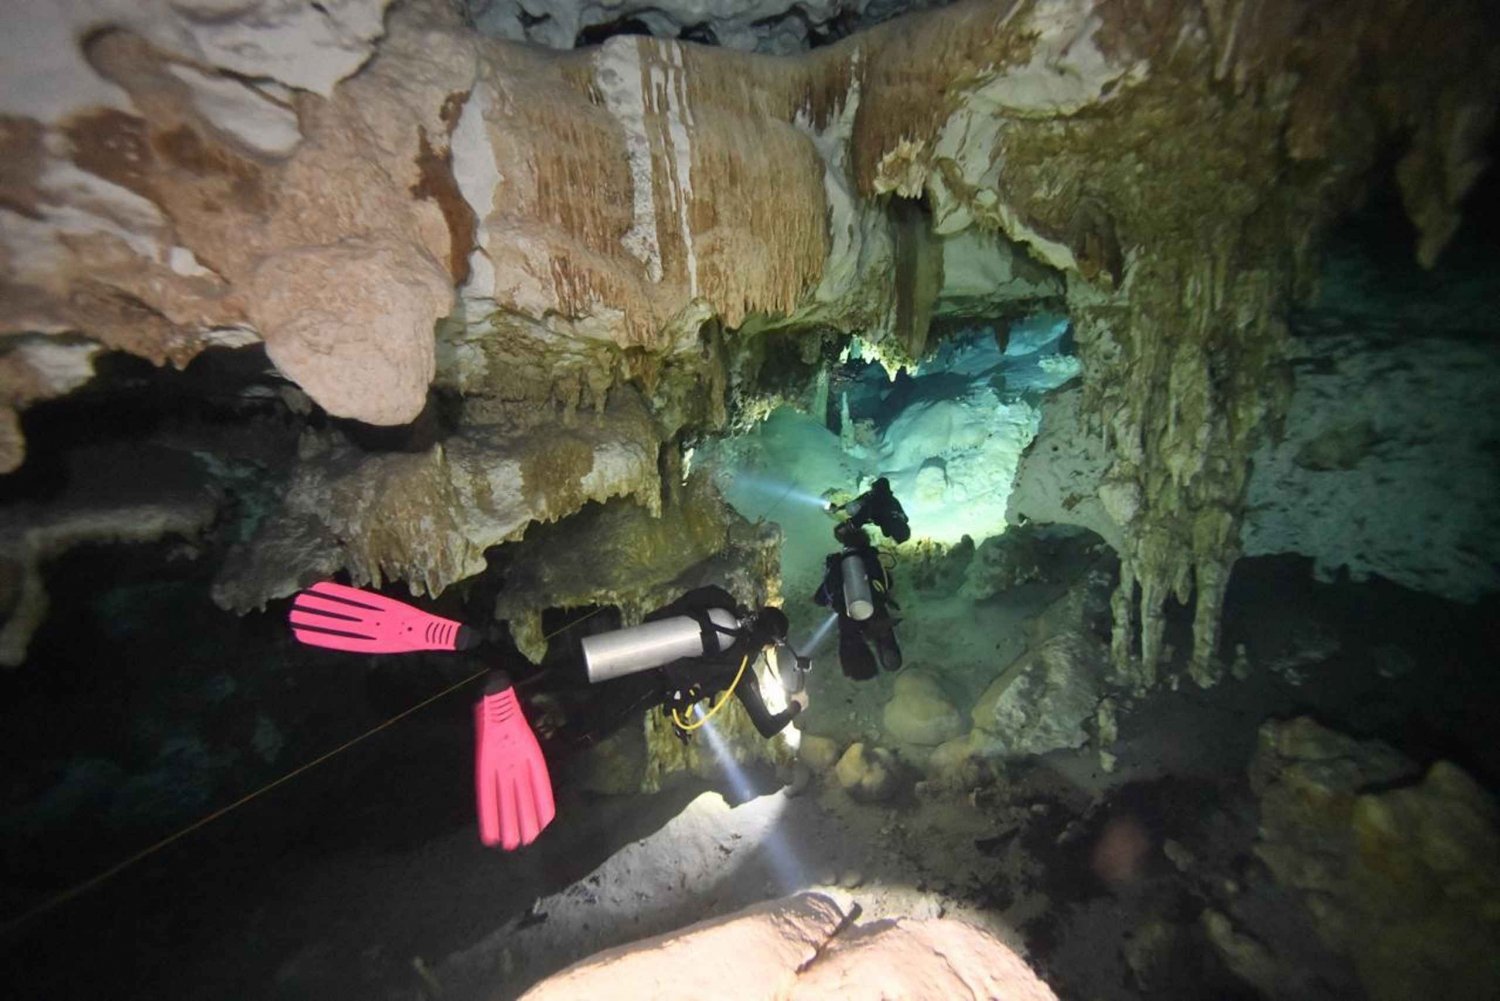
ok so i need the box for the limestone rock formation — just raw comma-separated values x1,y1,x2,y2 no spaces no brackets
492,471,773,661
797,734,843,774
881,670,964,747
834,741,899,802
1242,327,1500,602
971,633,1106,758
1005,387,1118,551
788,909,1058,1000
0,444,220,665
518,892,844,1001
1249,717,1500,1001
519,891,1058,1001
212,387,662,610
922,732,987,792
1,0,1496,669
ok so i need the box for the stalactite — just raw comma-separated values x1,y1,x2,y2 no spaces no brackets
890,195,943,363
1,0,1494,634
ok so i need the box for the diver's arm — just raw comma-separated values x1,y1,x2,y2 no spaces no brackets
734,673,802,738
813,557,836,607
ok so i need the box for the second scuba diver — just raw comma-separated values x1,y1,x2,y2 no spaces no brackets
816,521,903,680
816,476,910,680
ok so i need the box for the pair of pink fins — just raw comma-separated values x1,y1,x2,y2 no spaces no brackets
289,580,556,851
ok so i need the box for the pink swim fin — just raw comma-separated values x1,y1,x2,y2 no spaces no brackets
475,672,556,850
289,581,479,654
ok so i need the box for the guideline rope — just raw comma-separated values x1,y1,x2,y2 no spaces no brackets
0,603,610,936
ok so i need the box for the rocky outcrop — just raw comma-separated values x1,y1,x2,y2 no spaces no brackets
1,1,463,462
971,632,1106,758
519,891,1058,1001
493,471,771,661
1248,717,1500,1001
0,444,219,665
1005,387,1118,551
881,670,964,747
212,386,662,610
834,742,900,802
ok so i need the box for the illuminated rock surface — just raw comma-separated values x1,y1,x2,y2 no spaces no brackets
519,890,1056,1001
971,632,1105,758
1247,717,1500,1001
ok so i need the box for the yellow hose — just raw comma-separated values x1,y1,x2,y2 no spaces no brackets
671,652,751,731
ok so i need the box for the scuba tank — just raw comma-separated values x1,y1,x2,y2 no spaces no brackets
580,608,741,683
841,553,875,621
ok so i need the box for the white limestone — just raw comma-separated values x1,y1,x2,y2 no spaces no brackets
1,0,393,126
11,340,100,396
793,47,896,334
451,84,502,304
595,39,663,282
166,65,303,156
658,44,698,296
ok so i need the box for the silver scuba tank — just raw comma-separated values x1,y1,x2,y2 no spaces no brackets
841,553,875,621
581,608,741,683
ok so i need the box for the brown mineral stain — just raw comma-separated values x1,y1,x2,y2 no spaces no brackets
63,109,153,202
151,125,268,212
410,127,474,285
0,115,47,219
439,90,467,129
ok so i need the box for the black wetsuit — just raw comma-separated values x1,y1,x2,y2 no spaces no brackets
647,586,800,738
842,477,911,543
814,544,903,681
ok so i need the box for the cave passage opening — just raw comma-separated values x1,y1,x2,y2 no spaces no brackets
692,314,1081,701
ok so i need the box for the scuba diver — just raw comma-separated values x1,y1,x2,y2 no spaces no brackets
548,585,807,749
815,521,903,680
830,475,910,543
287,580,809,851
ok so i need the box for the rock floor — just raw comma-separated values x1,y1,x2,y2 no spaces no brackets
4,552,1496,1001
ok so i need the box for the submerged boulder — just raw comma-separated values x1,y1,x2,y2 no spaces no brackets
797,734,843,774
1248,717,1500,1001
519,892,1058,1001
971,633,1106,759
882,671,965,747
834,742,900,803
922,732,989,793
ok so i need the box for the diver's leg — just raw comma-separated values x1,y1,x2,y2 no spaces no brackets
537,673,660,755
869,616,903,672
839,616,878,681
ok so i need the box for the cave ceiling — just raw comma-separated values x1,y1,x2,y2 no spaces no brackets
0,0,1495,681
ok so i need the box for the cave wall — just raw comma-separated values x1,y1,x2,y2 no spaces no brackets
1241,325,1500,603
2,0,1496,677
